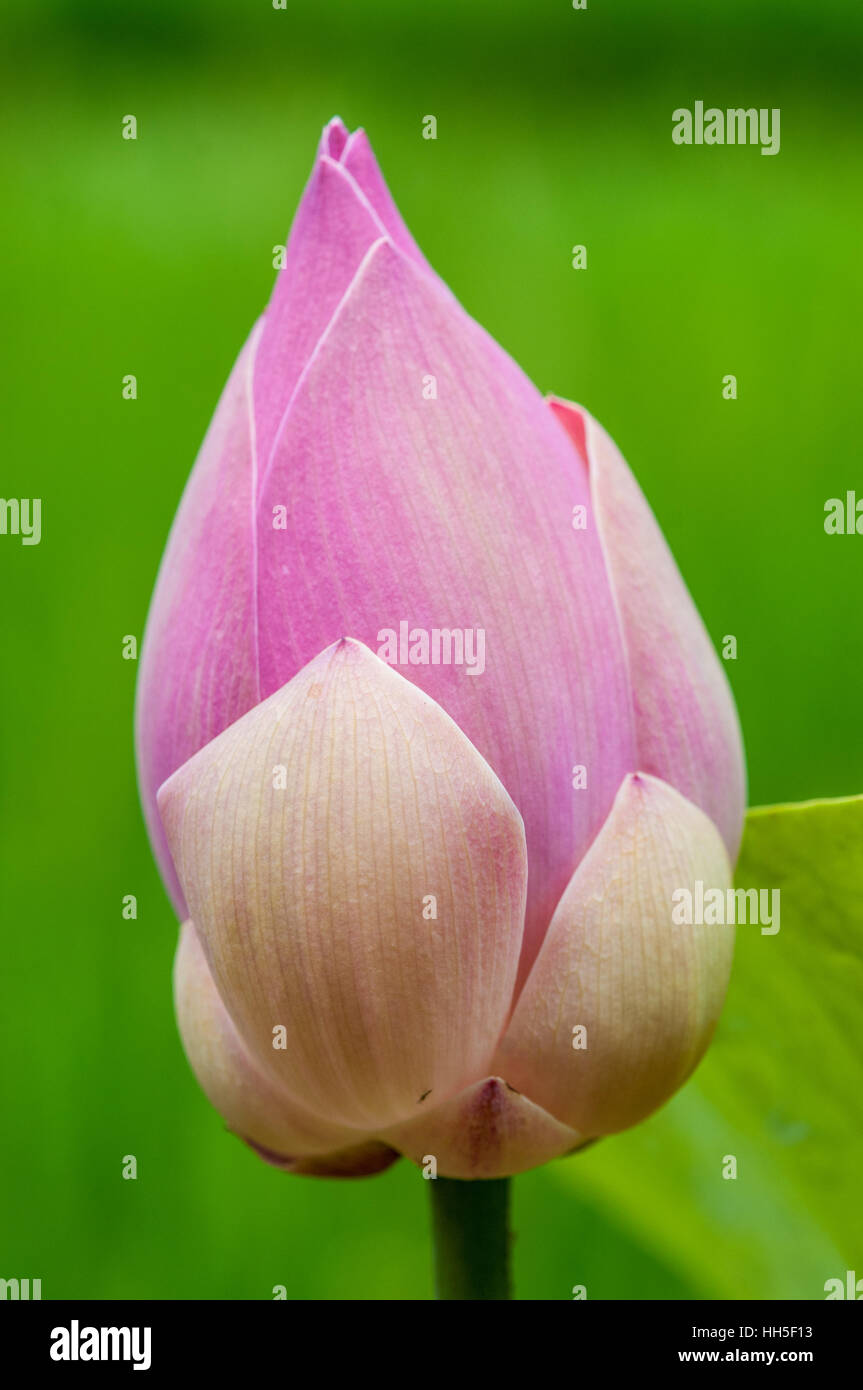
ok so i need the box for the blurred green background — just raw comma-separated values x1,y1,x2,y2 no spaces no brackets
1,0,861,1299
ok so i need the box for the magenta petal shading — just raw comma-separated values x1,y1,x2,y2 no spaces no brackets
256,239,636,986
244,1139,399,1179
253,154,388,475
382,1077,582,1180
158,640,527,1132
340,127,432,273
135,322,262,917
318,115,349,161
549,396,746,861
494,773,735,1137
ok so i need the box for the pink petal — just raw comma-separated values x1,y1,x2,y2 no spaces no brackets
256,239,635,987
318,115,349,161
175,921,395,1178
135,322,262,917
494,772,735,1137
158,640,527,1131
382,1076,582,1180
253,153,389,476
549,397,746,861
340,127,432,273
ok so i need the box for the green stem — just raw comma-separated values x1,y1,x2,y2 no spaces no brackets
429,1177,513,1299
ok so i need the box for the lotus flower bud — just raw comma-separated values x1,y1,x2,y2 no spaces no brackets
137,119,745,1179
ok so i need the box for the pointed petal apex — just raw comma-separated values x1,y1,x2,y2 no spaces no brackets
319,115,349,161
382,1076,582,1179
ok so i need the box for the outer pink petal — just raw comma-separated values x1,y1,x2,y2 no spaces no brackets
175,922,396,1177
253,152,389,475
549,397,746,862
382,1076,582,1180
256,239,635,987
135,322,262,916
314,117,435,278
494,773,735,1137
158,639,527,1131
340,127,434,274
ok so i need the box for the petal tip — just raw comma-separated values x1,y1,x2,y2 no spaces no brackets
319,116,350,160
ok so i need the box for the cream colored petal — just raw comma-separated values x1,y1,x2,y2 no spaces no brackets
160,640,527,1131
174,921,373,1160
494,773,734,1137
